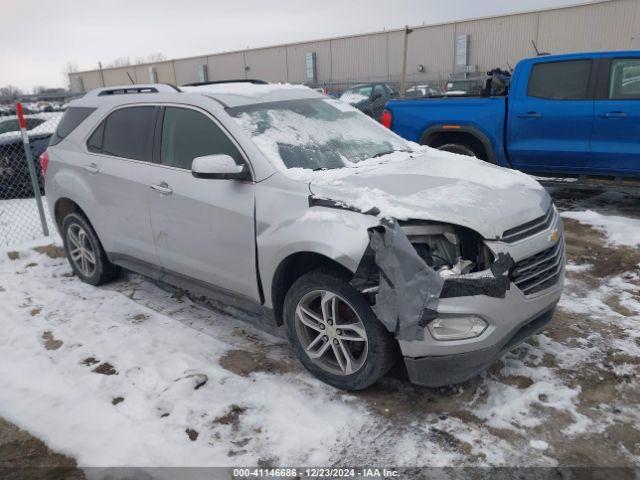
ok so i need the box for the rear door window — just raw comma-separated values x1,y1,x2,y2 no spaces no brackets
527,60,592,100
160,107,241,170
101,106,158,161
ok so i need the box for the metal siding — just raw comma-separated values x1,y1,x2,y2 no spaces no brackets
455,13,539,74
101,67,137,86
244,47,288,83
70,0,639,91
330,33,388,83
173,56,208,86
207,52,247,81
133,61,176,85
68,71,103,92
387,24,456,84
286,40,332,84
538,0,639,53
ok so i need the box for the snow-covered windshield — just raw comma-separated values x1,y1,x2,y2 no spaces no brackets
228,98,410,171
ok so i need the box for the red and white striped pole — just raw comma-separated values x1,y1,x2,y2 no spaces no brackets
15,102,49,237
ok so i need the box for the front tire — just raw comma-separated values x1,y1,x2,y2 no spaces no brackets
437,143,477,157
61,213,118,285
283,269,397,390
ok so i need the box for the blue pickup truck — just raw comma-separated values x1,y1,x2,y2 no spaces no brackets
383,51,640,178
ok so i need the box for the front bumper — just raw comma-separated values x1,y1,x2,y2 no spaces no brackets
404,305,556,387
399,206,565,387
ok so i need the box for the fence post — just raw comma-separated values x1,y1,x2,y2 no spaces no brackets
16,103,49,237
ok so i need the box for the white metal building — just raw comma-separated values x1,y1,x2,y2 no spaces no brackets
68,0,640,92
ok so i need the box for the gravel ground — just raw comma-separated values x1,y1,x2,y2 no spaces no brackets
0,186,638,475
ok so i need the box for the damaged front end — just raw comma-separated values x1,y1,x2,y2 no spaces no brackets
351,220,514,341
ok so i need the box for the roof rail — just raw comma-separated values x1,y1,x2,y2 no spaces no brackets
182,79,268,87
84,83,181,97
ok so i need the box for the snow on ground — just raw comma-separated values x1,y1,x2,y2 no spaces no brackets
0,197,54,248
0,199,638,470
561,209,640,247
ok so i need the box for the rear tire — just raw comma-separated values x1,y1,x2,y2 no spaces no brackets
283,269,397,390
61,213,119,285
437,143,477,157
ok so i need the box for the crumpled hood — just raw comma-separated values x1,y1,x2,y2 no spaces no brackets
307,151,550,239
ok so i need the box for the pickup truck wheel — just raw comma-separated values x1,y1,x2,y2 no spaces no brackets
283,269,397,390
61,213,119,286
437,143,477,157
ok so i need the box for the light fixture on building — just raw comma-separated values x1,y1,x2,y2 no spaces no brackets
417,64,425,72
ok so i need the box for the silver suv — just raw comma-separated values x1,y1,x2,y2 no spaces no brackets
43,82,565,390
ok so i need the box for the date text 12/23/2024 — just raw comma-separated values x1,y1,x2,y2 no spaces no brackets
233,468,399,478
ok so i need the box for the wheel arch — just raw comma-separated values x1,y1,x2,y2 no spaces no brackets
270,251,354,326
54,197,90,232
420,125,496,163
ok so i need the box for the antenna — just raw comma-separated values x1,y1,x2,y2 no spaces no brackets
531,40,550,56
531,39,540,56
126,72,135,84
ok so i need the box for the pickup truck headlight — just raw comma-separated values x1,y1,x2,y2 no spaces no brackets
428,315,488,341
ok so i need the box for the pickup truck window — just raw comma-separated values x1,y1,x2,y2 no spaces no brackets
527,60,592,100
609,59,640,99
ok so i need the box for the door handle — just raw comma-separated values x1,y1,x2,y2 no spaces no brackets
517,112,543,119
83,163,99,175
602,111,627,118
150,182,173,195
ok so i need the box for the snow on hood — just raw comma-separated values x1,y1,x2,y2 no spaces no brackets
303,149,550,239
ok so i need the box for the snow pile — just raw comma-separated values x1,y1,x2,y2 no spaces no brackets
561,210,640,247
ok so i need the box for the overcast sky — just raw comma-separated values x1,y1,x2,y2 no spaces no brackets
1,0,594,91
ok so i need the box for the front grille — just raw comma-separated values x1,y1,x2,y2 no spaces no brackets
511,239,564,295
502,206,556,243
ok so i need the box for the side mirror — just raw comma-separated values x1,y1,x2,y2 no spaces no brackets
372,92,382,100
191,154,250,180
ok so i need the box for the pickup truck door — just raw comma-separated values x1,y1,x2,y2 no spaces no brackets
148,105,260,302
507,58,596,173
591,55,640,176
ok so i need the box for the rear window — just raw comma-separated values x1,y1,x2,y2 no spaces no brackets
49,107,96,146
527,60,592,100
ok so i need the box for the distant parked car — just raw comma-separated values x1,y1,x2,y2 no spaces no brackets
405,84,443,98
0,114,60,199
339,83,398,121
444,77,485,96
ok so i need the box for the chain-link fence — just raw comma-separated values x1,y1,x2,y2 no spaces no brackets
0,107,61,247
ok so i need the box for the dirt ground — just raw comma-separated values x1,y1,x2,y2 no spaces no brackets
0,418,84,480
1,185,639,474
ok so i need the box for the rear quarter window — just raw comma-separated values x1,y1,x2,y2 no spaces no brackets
49,107,96,146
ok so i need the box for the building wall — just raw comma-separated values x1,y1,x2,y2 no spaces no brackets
69,0,640,92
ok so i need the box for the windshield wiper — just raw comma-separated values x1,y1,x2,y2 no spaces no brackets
370,149,413,159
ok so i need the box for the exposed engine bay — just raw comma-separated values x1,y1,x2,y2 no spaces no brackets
399,222,494,277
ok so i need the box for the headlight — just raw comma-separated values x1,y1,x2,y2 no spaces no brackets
428,315,488,341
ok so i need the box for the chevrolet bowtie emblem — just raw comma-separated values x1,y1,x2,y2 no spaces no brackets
549,229,560,243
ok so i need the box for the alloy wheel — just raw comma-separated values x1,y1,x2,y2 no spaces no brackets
294,290,368,376
67,224,97,278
